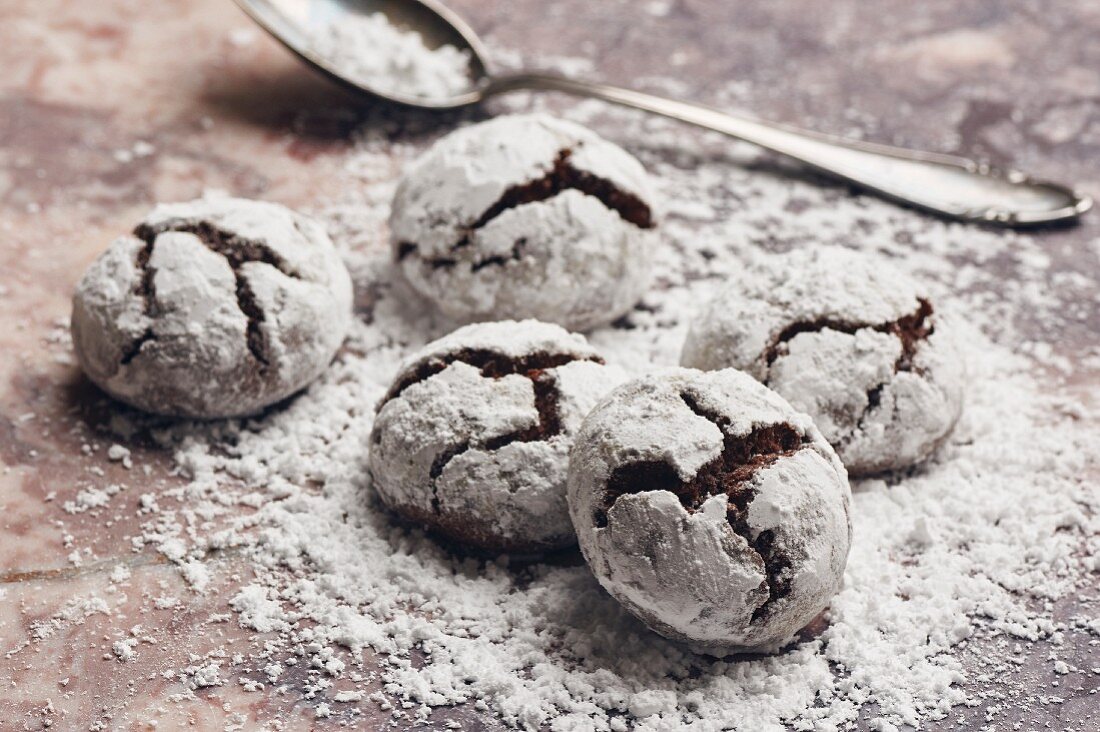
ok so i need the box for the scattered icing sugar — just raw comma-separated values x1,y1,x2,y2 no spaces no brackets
309,12,472,101
66,96,1098,730
112,637,138,662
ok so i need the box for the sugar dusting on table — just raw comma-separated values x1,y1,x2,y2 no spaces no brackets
308,12,472,100
56,105,1100,730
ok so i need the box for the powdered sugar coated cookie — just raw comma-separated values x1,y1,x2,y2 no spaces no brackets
681,246,964,475
568,367,852,653
390,114,660,331
369,319,627,552
71,196,353,418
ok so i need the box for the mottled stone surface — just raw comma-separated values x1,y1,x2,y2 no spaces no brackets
1,0,1097,729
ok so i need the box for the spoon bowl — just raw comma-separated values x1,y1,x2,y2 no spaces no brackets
233,0,1091,226
233,0,491,108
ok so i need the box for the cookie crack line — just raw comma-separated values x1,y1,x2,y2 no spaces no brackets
763,297,935,370
128,221,304,369
397,148,656,270
425,369,562,514
765,298,935,445
382,348,603,405
119,241,159,364
595,391,807,620
382,349,600,515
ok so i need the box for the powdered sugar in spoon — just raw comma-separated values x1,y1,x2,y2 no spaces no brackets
233,0,1090,227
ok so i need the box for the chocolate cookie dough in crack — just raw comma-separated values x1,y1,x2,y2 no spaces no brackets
71,196,353,418
390,114,661,332
368,320,628,553
682,246,964,476
567,368,852,653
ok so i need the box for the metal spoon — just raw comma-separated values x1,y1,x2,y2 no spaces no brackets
233,0,1091,227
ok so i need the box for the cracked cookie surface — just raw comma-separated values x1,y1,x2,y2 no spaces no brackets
71,196,353,418
368,320,627,553
390,114,661,332
681,246,964,475
567,368,852,653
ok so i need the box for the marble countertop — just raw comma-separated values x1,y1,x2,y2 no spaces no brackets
1,0,1097,729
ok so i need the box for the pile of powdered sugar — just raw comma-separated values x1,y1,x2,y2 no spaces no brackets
308,12,472,100
102,100,1098,730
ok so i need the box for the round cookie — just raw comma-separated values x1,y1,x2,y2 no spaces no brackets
390,114,660,332
71,196,353,419
567,368,852,653
681,246,963,476
369,320,627,552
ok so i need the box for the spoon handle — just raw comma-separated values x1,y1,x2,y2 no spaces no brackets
487,73,1090,227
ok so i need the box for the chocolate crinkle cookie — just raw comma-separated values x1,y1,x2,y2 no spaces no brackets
567,368,852,653
71,196,353,419
681,246,964,476
369,320,627,553
390,114,660,332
